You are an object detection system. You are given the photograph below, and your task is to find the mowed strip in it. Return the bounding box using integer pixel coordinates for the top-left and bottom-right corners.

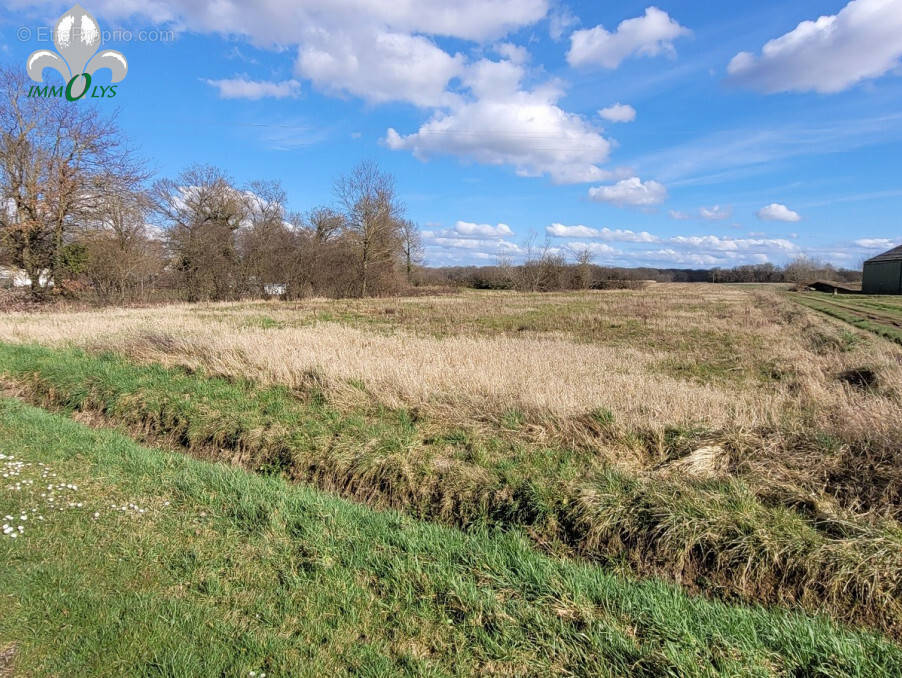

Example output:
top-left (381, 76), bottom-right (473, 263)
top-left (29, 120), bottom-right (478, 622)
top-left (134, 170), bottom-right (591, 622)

top-left (788, 293), bottom-right (902, 344)
top-left (1, 397), bottom-right (901, 677)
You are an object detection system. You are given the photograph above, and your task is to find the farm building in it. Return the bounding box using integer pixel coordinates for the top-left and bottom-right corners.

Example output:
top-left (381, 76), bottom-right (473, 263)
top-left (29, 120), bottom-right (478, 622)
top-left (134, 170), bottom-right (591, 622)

top-left (863, 245), bottom-right (902, 294)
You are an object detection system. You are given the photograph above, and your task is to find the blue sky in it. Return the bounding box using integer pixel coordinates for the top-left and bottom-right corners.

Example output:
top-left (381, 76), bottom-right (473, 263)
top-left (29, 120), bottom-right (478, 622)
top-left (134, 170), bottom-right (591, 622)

top-left (3, 0), bottom-right (902, 268)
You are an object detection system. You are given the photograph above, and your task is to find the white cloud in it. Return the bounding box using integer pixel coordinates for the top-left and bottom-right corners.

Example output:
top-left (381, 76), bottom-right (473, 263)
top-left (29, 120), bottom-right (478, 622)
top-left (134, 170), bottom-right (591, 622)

top-left (204, 77), bottom-right (301, 100)
top-left (645, 249), bottom-right (723, 266)
top-left (727, 0), bottom-right (902, 93)
top-left (546, 223), bottom-right (658, 242)
top-left (546, 223), bottom-right (598, 238)
top-left (453, 221), bottom-right (514, 237)
top-left (495, 41), bottom-right (530, 64)
top-left (669, 235), bottom-right (797, 252)
top-left (854, 238), bottom-right (899, 249)
top-left (421, 221), bottom-right (521, 263)
top-left (598, 103), bottom-right (636, 123)
top-left (27, 0), bottom-right (550, 43)
top-left (567, 7), bottom-right (690, 69)
top-left (426, 236), bottom-right (524, 254)
top-left (385, 58), bottom-right (614, 183)
top-left (297, 28), bottom-right (464, 107)
top-left (668, 209), bottom-right (690, 220)
top-left (756, 203), bottom-right (801, 222)
top-left (699, 205), bottom-right (732, 221)
top-left (549, 5), bottom-right (578, 41)
top-left (18, 0), bottom-right (548, 107)
top-left (21, 0), bottom-right (641, 186)
top-left (588, 176), bottom-right (667, 206)
top-left (644, 233), bottom-right (799, 266)
top-left (561, 241), bottom-right (619, 256)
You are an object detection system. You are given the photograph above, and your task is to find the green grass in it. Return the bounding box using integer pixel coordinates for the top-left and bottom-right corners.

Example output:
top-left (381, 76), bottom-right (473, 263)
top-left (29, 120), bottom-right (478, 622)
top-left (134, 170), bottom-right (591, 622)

top-left (789, 294), bottom-right (902, 345)
top-left (2, 342), bottom-right (902, 638)
top-left (1, 397), bottom-right (901, 677)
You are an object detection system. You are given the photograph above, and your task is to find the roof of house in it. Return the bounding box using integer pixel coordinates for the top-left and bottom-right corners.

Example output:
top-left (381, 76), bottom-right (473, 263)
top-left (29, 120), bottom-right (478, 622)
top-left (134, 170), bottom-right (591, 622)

top-left (865, 244), bottom-right (902, 264)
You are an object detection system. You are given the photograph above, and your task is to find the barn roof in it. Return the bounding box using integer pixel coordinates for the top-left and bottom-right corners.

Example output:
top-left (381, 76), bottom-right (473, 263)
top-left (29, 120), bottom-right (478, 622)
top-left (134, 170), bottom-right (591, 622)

top-left (865, 244), bottom-right (902, 264)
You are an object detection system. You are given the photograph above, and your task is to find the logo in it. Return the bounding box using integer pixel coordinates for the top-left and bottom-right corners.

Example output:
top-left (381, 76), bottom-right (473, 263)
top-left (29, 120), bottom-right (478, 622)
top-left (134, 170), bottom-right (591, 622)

top-left (26, 4), bottom-right (127, 101)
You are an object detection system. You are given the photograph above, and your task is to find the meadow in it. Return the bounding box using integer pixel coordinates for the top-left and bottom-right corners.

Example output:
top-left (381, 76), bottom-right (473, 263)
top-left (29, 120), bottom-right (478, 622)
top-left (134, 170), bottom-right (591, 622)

top-left (2, 284), bottom-right (902, 674)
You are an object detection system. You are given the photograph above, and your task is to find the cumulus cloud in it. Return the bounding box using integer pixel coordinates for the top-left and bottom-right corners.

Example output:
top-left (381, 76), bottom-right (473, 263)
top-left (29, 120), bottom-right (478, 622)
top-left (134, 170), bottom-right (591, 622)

top-left (546, 223), bottom-right (658, 242)
top-left (669, 235), bottom-right (797, 252)
top-left (727, 0), bottom-right (902, 93)
top-left (20, 0), bottom-right (643, 186)
top-left (561, 241), bottom-right (619, 256)
top-left (21, 0), bottom-right (550, 43)
top-left (645, 249), bottom-right (723, 266)
top-left (567, 7), bottom-right (690, 69)
top-left (16, 0), bottom-right (548, 107)
top-left (756, 203), bottom-right (801, 222)
top-left (548, 5), bottom-right (579, 41)
top-left (644, 233), bottom-right (799, 267)
top-left (699, 205), bottom-right (732, 221)
top-left (598, 103), bottom-right (636, 123)
top-left (427, 237), bottom-right (522, 252)
top-left (421, 220), bottom-right (522, 263)
top-left (204, 77), bottom-right (301, 100)
top-left (453, 220), bottom-right (514, 237)
top-left (385, 58), bottom-right (614, 183)
top-left (854, 238), bottom-right (899, 249)
top-left (668, 209), bottom-right (690, 220)
top-left (297, 28), bottom-right (464, 107)
top-left (588, 176), bottom-right (667, 206)
top-left (495, 41), bottom-right (530, 64)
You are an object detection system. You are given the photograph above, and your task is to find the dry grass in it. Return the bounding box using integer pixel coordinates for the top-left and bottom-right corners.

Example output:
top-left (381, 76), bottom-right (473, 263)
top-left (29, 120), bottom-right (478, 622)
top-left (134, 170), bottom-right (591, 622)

top-left (5, 284), bottom-right (902, 518)
top-left (0, 287), bottom-right (897, 428)
top-left (4, 285), bottom-right (902, 636)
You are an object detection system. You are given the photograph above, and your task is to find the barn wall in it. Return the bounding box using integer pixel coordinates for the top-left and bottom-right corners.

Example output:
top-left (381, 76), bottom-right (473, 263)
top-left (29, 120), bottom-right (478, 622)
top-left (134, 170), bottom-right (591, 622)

top-left (863, 260), bottom-right (902, 294)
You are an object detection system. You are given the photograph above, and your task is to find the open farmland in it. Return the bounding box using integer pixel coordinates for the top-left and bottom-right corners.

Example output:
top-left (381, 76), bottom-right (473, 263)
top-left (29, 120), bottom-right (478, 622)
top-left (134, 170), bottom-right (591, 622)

top-left (2, 284), bottom-right (902, 674)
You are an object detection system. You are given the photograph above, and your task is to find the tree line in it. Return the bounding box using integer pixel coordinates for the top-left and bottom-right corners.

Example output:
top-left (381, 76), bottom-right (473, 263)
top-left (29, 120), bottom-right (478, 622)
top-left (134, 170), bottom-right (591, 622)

top-left (422, 256), bottom-right (861, 292)
top-left (0, 66), bottom-right (861, 304)
top-left (0, 67), bottom-right (423, 302)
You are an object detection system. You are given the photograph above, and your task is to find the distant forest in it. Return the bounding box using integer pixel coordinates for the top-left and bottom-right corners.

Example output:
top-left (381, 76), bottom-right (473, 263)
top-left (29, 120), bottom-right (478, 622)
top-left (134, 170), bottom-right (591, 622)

top-left (418, 257), bottom-right (861, 292)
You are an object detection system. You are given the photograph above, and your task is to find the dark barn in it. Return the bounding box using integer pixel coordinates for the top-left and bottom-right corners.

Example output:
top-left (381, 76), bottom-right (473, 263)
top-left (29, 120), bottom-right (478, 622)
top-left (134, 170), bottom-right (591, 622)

top-left (863, 245), bottom-right (902, 294)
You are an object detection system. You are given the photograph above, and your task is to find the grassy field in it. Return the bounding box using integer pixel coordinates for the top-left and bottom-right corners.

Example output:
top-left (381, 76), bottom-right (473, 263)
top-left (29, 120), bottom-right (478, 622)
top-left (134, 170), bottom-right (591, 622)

top-left (788, 292), bottom-right (902, 345)
top-left (2, 284), bottom-right (902, 672)
top-left (2, 398), bottom-right (902, 677)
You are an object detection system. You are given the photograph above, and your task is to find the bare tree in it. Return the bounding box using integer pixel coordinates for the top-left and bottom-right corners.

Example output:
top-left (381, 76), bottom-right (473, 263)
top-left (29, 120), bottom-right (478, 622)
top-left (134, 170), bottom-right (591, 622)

top-left (574, 247), bottom-right (594, 290)
top-left (0, 67), bottom-right (146, 298)
top-left (399, 219), bottom-right (423, 285)
top-left (79, 188), bottom-right (163, 301)
top-left (334, 160), bottom-right (405, 296)
top-left (307, 206), bottom-right (345, 244)
top-left (152, 165), bottom-right (248, 301)
top-left (517, 237), bottom-right (566, 292)
top-left (238, 180), bottom-right (293, 298)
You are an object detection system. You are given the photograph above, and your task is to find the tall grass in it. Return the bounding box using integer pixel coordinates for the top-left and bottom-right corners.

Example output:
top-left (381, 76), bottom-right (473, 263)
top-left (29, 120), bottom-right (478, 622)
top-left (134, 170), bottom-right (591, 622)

top-left (2, 397), bottom-right (902, 676)
top-left (3, 342), bottom-right (902, 637)
top-left (3, 286), bottom-right (902, 634)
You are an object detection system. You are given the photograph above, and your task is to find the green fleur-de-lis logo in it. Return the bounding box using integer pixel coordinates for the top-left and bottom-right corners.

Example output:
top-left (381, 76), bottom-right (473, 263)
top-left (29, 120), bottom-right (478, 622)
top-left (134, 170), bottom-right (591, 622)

top-left (26, 4), bottom-right (127, 94)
